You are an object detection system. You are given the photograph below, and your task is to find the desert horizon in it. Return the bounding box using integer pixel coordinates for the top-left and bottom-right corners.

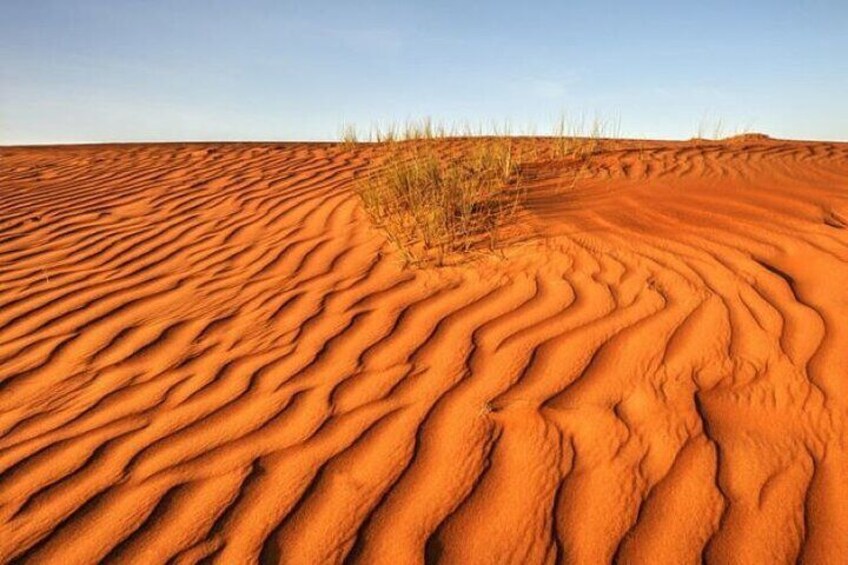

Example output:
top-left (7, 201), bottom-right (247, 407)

top-left (3, 0), bottom-right (848, 563)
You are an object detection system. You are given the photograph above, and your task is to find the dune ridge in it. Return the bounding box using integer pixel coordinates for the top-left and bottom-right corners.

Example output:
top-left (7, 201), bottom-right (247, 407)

top-left (1, 138), bottom-right (848, 563)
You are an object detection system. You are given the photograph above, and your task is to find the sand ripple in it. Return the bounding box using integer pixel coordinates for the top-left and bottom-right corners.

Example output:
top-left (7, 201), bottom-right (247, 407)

top-left (2, 139), bottom-right (848, 563)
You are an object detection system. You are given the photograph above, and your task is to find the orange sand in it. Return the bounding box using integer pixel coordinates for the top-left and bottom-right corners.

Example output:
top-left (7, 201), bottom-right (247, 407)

top-left (1, 138), bottom-right (848, 563)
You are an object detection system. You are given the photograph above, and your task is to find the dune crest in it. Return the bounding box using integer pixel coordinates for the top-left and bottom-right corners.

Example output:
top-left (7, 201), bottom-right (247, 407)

top-left (1, 139), bottom-right (848, 563)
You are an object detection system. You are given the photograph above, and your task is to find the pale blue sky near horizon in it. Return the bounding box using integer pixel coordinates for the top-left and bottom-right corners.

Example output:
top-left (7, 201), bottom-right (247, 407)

top-left (1, 0), bottom-right (847, 144)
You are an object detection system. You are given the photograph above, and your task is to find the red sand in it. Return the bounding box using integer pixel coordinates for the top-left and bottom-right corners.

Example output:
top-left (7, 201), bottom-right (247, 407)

top-left (1, 138), bottom-right (848, 563)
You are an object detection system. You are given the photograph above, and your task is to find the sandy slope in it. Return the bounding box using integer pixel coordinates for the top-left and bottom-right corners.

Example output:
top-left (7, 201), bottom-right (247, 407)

top-left (1, 138), bottom-right (847, 564)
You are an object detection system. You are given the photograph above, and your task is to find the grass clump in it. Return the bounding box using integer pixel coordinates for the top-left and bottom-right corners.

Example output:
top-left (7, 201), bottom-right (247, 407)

top-left (339, 123), bottom-right (359, 148)
top-left (354, 115), bottom-right (621, 266)
top-left (551, 114), bottom-right (619, 160)
top-left (357, 129), bottom-right (524, 266)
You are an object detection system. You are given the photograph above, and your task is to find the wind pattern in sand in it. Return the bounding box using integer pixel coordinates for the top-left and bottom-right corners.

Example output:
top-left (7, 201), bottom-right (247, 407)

top-left (2, 139), bottom-right (848, 563)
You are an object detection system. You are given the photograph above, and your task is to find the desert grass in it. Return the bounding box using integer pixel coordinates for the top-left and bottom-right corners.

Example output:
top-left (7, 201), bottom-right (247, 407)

top-left (551, 114), bottom-right (619, 160)
top-left (691, 117), bottom-right (766, 145)
top-left (695, 117), bottom-right (725, 141)
top-left (357, 124), bottom-right (525, 266)
top-left (339, 123), bottom-right (359, 147)
top-left (546, 114), bottom-right (619, 191)
top-left (352, 117), bottom-right (615, 266)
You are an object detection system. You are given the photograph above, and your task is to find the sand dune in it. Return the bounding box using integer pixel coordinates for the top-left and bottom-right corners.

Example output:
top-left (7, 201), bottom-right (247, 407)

top-left (1, 138), bottom-right (848, 563)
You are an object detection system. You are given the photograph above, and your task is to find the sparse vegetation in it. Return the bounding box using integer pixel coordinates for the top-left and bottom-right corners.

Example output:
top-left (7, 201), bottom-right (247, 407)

top-left (357, 128), bottom-right (523, 266)
top-left (551, 114), bottom-right (614, 160)
top-left (692, 117), bottom-right (766, 143)
top-left (350, 117), bottom-right (615, 266)
top-left (694, 116), bottom-right (738, 141)
top-left (340, 123), bottom-right (359, 147)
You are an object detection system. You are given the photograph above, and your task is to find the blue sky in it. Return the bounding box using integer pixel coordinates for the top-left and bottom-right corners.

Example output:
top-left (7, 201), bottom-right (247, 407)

top-left (2, 0), bottom-right (846, 144)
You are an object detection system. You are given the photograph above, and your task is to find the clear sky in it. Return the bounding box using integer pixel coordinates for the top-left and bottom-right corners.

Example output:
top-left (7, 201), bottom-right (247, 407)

top-left (2, 0), bottom-right (847, 144)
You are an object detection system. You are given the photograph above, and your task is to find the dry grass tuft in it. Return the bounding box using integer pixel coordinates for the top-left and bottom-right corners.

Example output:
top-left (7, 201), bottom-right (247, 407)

top-left (354, 116), bottom-right (618, 266)
top-left (340, 123), bottom-right (359, 148)
top-left (551, 114), bottom-right (618, 160)
top-left (357, 125), bottom-right (524, 266)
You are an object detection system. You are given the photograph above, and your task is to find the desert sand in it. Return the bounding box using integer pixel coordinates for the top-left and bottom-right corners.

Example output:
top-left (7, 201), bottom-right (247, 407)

top-left (1, 137), bottom-right (848, 563)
